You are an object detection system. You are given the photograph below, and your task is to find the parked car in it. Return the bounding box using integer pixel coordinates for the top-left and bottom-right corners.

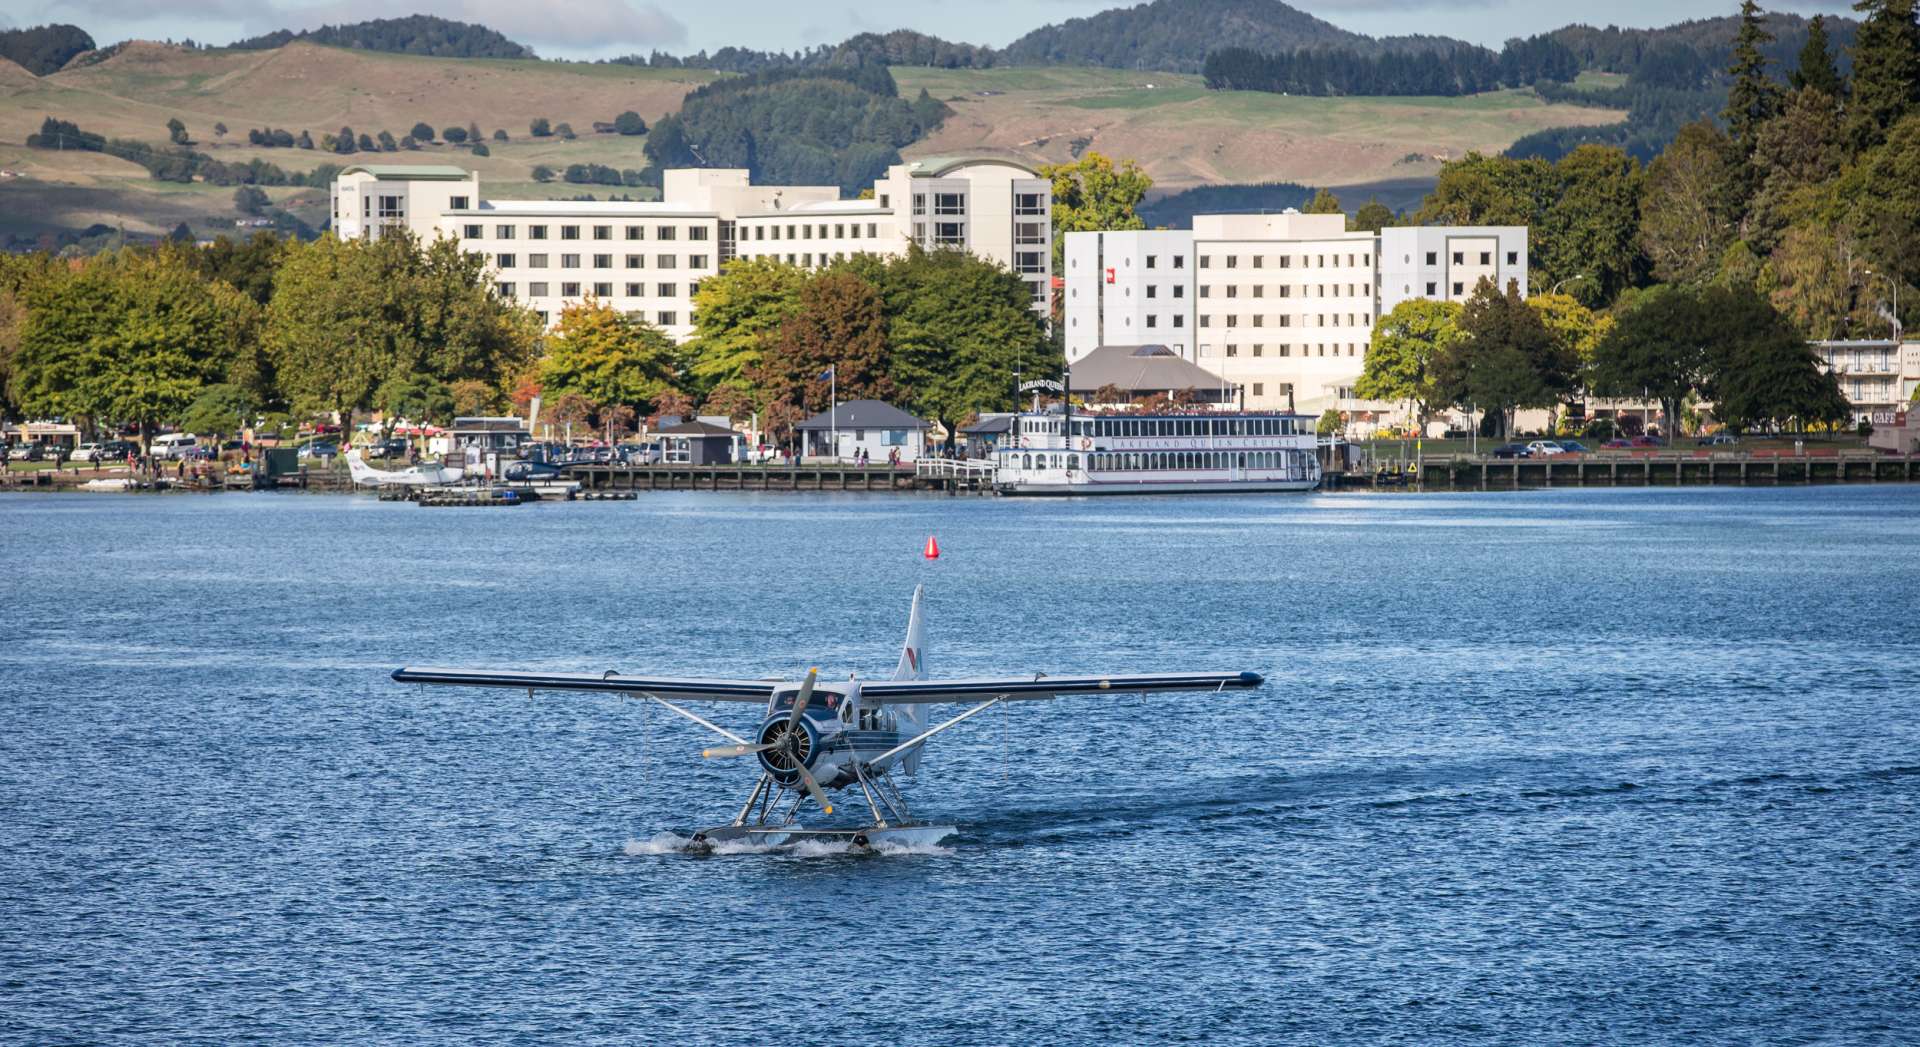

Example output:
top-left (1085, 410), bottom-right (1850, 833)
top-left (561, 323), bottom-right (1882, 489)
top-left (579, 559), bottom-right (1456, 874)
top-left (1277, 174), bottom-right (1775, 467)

top-left (1630, 435), bottom-right (1666, 447)
top-left (1490, 443), bottom-right (1532, 459)
top-left (8, 443), bottom-right (47, 462)
top-left (1695, 433), bottom-right (1737, 446)
top-left (152, 433), bottom-right (200, 459)
top-left (70, 442), bottom-right (104, 461)
top-left (1601, 438), bottom-right (1635, 449)
top-left (1556, 440), bottom-right (1593, 454)
top-left (1525, 440), bottom-right (1568, 457)
top-left (370, 437), bottom-right (409, 459)
top-left (99, 440), bottom-right (138, 460)
top-left (617, 444), bottom-right (661, 465)
top-left (298, 440), bottom-right (340, 459)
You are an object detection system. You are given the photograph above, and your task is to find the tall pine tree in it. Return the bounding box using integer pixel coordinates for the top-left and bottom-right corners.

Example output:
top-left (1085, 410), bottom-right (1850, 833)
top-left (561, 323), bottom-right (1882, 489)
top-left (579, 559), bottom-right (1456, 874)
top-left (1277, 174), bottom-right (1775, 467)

top-left (1791, 14), bottom-right (1845, 98)
top-left (1847, 0), bottom-right (1920, 150)
top-left (1722, 0), bottom-right (1782, 215)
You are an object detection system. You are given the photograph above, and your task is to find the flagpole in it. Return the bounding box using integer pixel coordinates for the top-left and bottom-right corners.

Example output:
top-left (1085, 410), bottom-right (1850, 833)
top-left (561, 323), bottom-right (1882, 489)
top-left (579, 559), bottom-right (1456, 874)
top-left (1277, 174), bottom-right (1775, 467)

top-left (831, 367), bottom-right (838, 464)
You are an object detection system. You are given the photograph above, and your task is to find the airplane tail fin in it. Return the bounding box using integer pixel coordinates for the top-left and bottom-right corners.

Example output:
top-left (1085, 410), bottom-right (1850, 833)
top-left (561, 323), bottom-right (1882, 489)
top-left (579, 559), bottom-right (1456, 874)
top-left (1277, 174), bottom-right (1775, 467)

top-left (891, 584), bottom-right (929, 775)
top-left (345, 450), bottom-right (378, 486)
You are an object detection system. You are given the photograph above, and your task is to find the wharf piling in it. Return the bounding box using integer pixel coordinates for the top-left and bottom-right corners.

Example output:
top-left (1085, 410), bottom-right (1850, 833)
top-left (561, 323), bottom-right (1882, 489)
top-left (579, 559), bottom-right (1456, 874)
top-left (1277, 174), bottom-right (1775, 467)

top-left (1421, 451), bottom-right (1920, 490)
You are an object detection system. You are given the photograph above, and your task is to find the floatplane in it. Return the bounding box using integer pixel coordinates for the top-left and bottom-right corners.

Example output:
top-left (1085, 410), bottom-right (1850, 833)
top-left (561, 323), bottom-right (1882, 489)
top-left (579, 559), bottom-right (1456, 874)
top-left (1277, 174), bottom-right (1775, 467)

top-left (346, 450), bottom-right (465, 488)
top-left (393, 586), bottom-right (1264, 852)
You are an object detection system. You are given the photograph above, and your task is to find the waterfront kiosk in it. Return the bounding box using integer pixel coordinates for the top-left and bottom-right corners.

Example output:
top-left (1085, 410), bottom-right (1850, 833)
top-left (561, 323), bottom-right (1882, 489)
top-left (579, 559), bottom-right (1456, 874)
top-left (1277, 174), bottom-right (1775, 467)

top-left (796, 401), bottom-right (929, 464)
top-left (656, 420), bottom-right (738, 465)
top-left (449, 416), bottom-right (530, 477)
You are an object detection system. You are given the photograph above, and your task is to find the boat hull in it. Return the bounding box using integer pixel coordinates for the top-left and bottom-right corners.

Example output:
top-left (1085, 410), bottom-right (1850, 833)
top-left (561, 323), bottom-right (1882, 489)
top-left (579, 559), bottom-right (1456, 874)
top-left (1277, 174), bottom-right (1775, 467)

top-left (998, 478), bottom-right (1321, 496)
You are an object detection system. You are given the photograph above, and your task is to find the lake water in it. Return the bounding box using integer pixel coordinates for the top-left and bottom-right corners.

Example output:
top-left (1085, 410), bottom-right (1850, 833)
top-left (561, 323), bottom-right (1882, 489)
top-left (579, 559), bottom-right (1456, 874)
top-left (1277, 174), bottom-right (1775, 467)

top-left (2, 487), bottom-right (1916, 1044)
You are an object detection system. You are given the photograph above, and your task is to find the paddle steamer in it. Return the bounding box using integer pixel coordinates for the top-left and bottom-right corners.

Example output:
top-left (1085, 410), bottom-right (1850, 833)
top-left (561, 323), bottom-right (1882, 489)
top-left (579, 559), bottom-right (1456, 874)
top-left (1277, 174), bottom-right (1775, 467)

top-left (992, 407), bottom-right (1322, 495)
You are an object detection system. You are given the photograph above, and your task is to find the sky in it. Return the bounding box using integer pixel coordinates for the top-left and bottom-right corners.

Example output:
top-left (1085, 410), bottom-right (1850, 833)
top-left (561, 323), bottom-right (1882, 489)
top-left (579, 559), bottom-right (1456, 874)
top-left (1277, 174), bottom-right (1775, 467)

top-left (8, 0), bottom-right (1867, 60)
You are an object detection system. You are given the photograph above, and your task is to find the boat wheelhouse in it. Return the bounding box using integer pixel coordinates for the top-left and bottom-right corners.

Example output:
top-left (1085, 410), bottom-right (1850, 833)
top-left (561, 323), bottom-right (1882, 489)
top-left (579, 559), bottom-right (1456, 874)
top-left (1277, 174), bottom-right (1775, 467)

top-left (992, 407), bottom-right (1321, 495)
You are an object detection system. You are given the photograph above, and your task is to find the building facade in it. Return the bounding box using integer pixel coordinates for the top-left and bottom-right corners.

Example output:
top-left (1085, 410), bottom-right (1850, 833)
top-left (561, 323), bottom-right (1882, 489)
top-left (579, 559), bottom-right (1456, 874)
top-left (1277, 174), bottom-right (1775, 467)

top-left (332, 159), bottom-right (1051, 341)
top-left (1063, 215), bottom-right (1527, 414)
top-left (1811, 339), bottom-right (1917, 425)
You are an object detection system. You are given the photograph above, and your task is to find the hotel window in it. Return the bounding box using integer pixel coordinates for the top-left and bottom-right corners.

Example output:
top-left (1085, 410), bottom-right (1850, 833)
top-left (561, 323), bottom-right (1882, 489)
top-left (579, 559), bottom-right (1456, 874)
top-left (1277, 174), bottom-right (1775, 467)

top-left (1252, 316), bottom-right (1264, 327)
top-left (689, 281), bottom-right (700, 297)
top-left (1146, 285), bottom-right (1158, 299)
top-left (657, 282), bottom-right (678, 297)
top-left (1278, 316), bottom-right (1291, 327)
top-left (561, 254), bottom-right (580, 268)
top-left (801, 225), bottom-right (812, 240)
top-left (1425, 251), bottom-right (1437, 265)
top-left (529, 253), bottom-right (549, 267)
top-left (1226, 345), bottom-right (1238, 356)
top-left (1279, 345), bottom-right (1291, 357)
top-left (1226, 286), bottom-right (1238, 298)
top-left (834, 224), bottom-right (845, 239)
top-left (593, 225), bottom-right (612, 240)
top-left (1173, 316), bottom-right (1184, 328)
top-left (1253, 383), bottom-right (1264, 396)
top-left (1015, 192), bottom-right (1045, 216)
top-left (1145, 255), bottom-right (1158, 269)
top-left (497, 282), bottom-right (515, 296)
top-left (802, 253), bottom-right (814, 267)
top-left (1199, 256), bottom-right (1211, 269)
top-left (657, 255), bottom-right (677, 269)
top-left (560, 282), bottom-right (580, 296)
top-left (689, 227), bottom-right (708, 241)
top-left (529, 225), bottom-right (548, 239)
top-left (626, 254), bottom-right (644, 268)
top-left (912, 194), bottom-right (927, 216)
top-left (1278, 285), bottom-right (1290, 298)
top-left (1173, 286), bottom-right (1185, 299)
top-left (1252, 345), bottom-right (1263, 356)
top-left (754, 227), bottom-right (766, 241)
top-left (1252, 286), bottom-right (1265, 298)
top-left (1507, 251), bottom-right (1519, 265)
top-left (625, 282), bottom-right (642, 296)
top-left (1426, 282), bottom-right (1438, 296)
top-left (376, 195), bottom-right (404, 218)
top-left (1278, 256), bottom-right (1291, 268)
top-left (593, 282), bottom-right (612, 296)
top-left (561, 226), bottom-right (580, 240)
top-left (626, 225), bottom-right (644, 241)
top-left (593, 254), bottom-right (612, 268)
top-left (657, 311), bottom-right (677, 325)
top-left (1199, 316), bottom-right (1211, 328)
top-left (529, 282), bottom-right (549, 296)
top-left (657, 226), bottom-right (677, 241)
top-left (1016, 251), bottom-right (1045, 274)
top-left (1252, 255), bottom-right (1264, 268)
top-left (450, 196), bottom-right (469, 210)
top-left (1452, 282), bottom-right (1464, 295)
top-left (934, 193), bottom-right (966, 215)
top-left (496, 253), bottom-right (517, 268)
top-left (935, 222), bottom-right (964, 246)
top-left (462, 224), bottom-right (482, 238)
top-left (867, 223), bottom-right (879, 238)
top-left (1480, 251), bottom-right (1492, 265)
top-left (1226, 255), bottom-right (1238, 269)
top-left (689, 254), bottom-right (709, 269)
top-left (1225, 316), bottom-right (1239, 328)
top-left (1199, 286), bottom-right (1211, 299)
top-left (496, 224), bottom-right (516, 239)
top-left (1452, 251), bottom-right (1463, 264)
top-left (1146, 315), bottom-right (1158, 328)
top-left (1173, 256), bottom-right (1186, 269)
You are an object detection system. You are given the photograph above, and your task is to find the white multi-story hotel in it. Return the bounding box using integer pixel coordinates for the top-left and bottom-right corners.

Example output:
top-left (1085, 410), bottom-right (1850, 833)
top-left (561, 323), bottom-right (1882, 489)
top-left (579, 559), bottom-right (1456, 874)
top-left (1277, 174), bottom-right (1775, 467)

top-left (332, 158), bottom-right (1051, 342)
top-left (1064, 214), bottom-right (1528, 413)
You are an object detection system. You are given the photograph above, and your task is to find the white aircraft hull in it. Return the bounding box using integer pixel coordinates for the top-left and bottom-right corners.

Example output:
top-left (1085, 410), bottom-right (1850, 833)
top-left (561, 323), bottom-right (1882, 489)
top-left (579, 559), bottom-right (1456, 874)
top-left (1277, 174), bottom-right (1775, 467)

top-left (687, 823), bottom-right (955, 852)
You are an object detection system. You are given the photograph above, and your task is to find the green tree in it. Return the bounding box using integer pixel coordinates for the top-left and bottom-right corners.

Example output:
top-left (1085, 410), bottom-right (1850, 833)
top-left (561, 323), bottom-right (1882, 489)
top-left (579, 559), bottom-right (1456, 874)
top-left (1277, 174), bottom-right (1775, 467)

top-left (1354, 298), bottom-right (1461, 434)
top-left (1845, 0), bottom-right (1920, 151)
top-left (884, 248), bottom-right (1054, 435)
top-left (410, 121), bottom-right (435, 142)
top-left (442, 125), bottom-right (468, 145)
top-left (1702, 285), bottom-right (1850, 431)
top-left (1350, 199), bottom-right (1394, 233)
top-left (265, 236), bottom-right (390, 433)
top-left (1791, 14), bottom-right (1845, 98)
top-left (1315, 408), bottom-right (1342, 437)
top-left (1305, 188), bottom-right (1343, 214)
top-left (334, 126), bottom-right (357, 154)
top-left (466, 121), bottom-right (482, 144)
top-left (1590, 285), bottom-right (1711, 440)
top-left (377, 130), bottom-right (397, 151)
top-left (1434, 278), bottom-right (1572, 438)
top-left (614, 110), bottom-right (648, 135)
top-left (16, 250), bottom-right (255, 449)
top-left (179, 382), bottom-right (254, 438)
top-left (1540, 145), bottom-right (1642, 306)
top-left (555, 122), bottom-right (576, 140)
top-left (166, 116), bottom-right (189, 145)
top-left (1037, 152), bottom-right (1152, 268)
top-left (530, 117), bottom-right (552, 138)
top-left (374, 374), bottom-right (455, 429)
top-left (538, 298), bottom-right (681, 416)
top-left (1833, 112), bottom-right (1920, 303)
top-left (1722, 0), bottom-right (1781, 210)
top-left (1768, 225), bottom-right (1865, 340)
top-left (687, 257), bottom-right (807, 393)
top-left (531, 164), bottom-right (555, 182)
top-left (1414, 152), bottom-right (1558, 274)
top-left (1639, 121), bottom-right (1737, 285)
top-left (213, 121), bottom-right (228, 140)
top-left (1749, 86), bottom-right (1846, 251)
top-left (233, 185), bottom-right (270, 216)
top-left (1527, 292), bottom-right (1612, 377)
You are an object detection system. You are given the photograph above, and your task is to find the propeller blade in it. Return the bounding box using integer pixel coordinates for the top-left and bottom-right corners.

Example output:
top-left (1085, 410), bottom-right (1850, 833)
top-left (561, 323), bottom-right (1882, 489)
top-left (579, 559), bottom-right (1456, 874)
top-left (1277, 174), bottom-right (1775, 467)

top-left (787, 667), bottom-right (818, 729)
top-left (792, 758), bottom-right (833, 816)
top-left (701, 742), bottom-right (773, 759)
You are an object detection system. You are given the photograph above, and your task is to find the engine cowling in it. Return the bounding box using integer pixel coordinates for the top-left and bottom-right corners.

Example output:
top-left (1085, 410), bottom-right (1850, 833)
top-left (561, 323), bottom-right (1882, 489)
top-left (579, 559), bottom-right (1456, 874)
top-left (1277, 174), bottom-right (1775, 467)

top-left (755, 713), bottom-right (820, 784)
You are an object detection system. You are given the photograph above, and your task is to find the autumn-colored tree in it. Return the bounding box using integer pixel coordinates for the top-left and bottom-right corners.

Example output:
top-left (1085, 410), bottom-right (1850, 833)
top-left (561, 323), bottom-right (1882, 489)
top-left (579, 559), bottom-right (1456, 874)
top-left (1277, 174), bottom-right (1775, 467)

top-left (538, 297), bottom-right (682, 422)
top-left (750, 271), bottom-right (893, 435)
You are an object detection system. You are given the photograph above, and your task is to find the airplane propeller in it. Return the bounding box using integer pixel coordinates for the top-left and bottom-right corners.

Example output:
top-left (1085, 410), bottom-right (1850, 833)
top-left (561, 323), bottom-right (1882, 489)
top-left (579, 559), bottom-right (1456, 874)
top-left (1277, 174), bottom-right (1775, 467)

top-left (699, 667), bottom-right (833, 815)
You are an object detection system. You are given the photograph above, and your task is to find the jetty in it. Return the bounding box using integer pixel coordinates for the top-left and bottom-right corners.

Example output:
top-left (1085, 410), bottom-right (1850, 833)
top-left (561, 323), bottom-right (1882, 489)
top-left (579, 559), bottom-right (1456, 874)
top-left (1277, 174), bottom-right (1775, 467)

top-left (563, 462), bottom-right (992, 494)
top-left (1413, 450), bottom-right (1920, 490)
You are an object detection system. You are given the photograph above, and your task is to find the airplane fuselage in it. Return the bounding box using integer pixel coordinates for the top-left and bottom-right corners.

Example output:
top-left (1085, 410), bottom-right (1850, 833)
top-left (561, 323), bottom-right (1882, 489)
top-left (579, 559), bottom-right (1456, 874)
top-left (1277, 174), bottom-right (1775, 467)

top-left (758, 685), bottom-right (905, 790)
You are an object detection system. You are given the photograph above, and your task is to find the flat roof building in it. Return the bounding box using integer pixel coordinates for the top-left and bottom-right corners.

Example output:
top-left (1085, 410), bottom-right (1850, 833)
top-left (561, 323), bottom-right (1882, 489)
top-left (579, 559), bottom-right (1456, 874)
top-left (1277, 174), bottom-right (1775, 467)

top-left (333, 159), bottom-right (1051, 342)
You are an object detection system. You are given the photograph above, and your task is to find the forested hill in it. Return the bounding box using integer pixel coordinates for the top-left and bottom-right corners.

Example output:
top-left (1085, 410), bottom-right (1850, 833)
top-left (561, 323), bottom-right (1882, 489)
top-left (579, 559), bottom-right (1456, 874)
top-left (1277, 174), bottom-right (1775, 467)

top-left (229, 15), bottom-right (534, 59)
top-left (1551, 12), bottom-right (1857, 74)
top-left (0, 24), bottom-right (95, 75)
top-left (999, 0), bottom-right (1370, 72)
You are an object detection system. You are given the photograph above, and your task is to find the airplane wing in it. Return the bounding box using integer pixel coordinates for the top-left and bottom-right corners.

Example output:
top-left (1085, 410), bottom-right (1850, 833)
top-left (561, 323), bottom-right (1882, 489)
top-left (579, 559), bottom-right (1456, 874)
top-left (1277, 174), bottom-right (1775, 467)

top-left (390, 667), bottom-right (774, 702)
top-left (860, 671), bottom-right (1264, 704)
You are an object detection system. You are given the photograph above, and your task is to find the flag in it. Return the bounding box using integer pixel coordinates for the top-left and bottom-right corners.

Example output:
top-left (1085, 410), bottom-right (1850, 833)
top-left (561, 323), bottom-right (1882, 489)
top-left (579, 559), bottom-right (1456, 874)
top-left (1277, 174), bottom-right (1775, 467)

top-left (817, 366), bottom-right (835, 381)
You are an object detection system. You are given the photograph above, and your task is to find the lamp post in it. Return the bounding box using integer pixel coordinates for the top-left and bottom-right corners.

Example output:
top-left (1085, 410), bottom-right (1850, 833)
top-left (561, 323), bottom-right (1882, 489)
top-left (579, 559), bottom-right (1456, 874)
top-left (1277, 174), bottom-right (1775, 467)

top-left (1549, 273), bottom-right (1592, 296)
top-left (1864, 268), bottom-right (1903, 344)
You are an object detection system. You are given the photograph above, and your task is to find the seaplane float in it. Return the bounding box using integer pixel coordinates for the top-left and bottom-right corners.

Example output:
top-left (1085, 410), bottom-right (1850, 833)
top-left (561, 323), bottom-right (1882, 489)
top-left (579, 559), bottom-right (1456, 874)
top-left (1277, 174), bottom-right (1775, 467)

top-left (392, 586), bottom-right (1264, 852)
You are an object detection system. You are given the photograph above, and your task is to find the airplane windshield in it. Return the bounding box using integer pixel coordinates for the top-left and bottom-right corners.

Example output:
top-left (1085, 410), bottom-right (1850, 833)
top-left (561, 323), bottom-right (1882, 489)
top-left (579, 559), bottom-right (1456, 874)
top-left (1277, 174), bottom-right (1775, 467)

top-left (772, 691), bottom-right (841, 718)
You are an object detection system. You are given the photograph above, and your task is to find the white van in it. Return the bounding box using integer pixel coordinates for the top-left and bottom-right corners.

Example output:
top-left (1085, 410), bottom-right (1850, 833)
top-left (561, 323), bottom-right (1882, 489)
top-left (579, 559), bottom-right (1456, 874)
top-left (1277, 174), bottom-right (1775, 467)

top-left (152, 433), bottom-right (199, 459)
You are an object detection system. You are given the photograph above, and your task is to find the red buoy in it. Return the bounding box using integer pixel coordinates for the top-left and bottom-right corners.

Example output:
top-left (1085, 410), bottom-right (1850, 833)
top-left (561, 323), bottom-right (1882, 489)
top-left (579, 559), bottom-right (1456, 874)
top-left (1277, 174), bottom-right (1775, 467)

top-left (924, 535), bottom-right (940, 559)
